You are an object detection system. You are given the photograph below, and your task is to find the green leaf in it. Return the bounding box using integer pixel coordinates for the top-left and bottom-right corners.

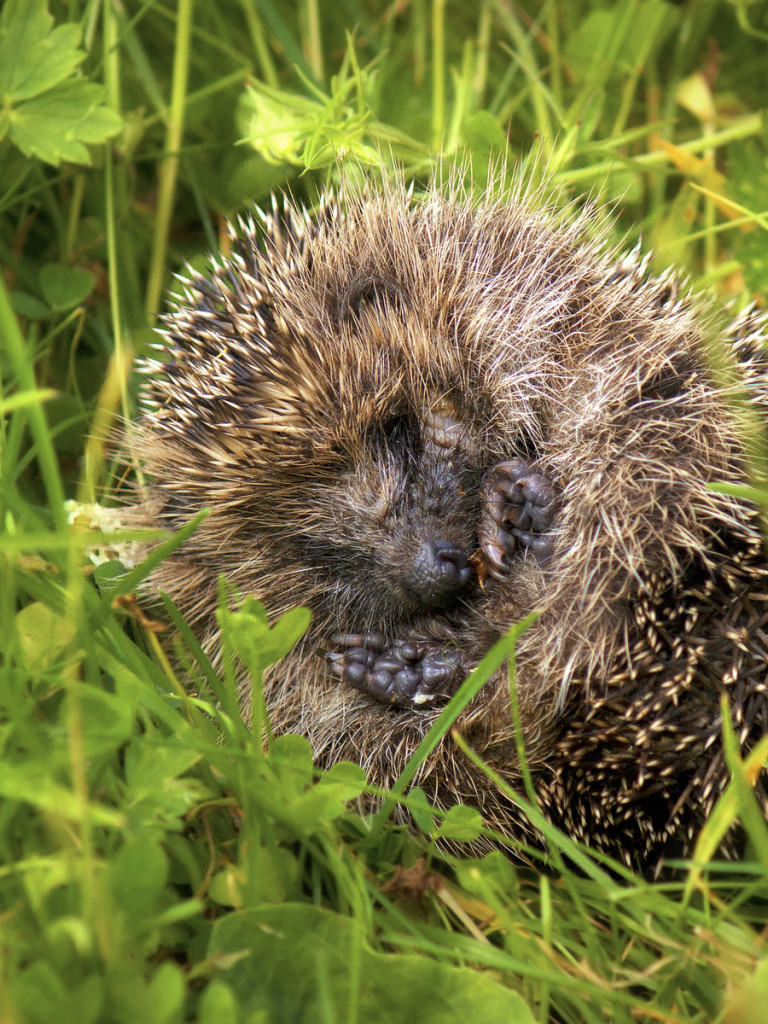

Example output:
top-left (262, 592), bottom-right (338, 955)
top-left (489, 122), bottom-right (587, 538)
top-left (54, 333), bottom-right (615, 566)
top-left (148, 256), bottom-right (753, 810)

top-left (0, 762), bottom-right (124, 827)
top-left (564, 10), bottom-right (619, 80)
top-left (9, 80), bottom-right (123, 166)
top-left (12, 964), bottom-right (103, 1024)
top-left (124, 742), bottom-right (202, 797)
top-left (0, 0), bottom-right (83, 101)
top-left (407, 786), bottom-right (437, 835)
top-left (209, 904), bottom-right (537, 1023)
top-left (319, 760), bottom-right (367, 801)
top-left (145, 962), bottom-right (185, 1024)
top-left (564, 2), bottom-right (677, 81)
top-left (78, 687), bottom-right (137, 761)
top-left (197, 982), bottom-right (240, 1024)
top-left (109, 838), bottom-right (169, 917)
top-left (728, 141), bottom-right (768, 211)
top-left (270, 733), bottom-right (314, 789)
top-left (92, 559), bottom-right (128, 592)
top-left (16, 600), bottom-right (78, 672)
top-left (110, 963), bottom-right (187, 1024)
top-left (455, 850), bottom-right (521, 899)
top-left (219, 599), bottom-right (311, 674)
top-left (434, 804), bottom-right (484, 843)
top-left (0, 387), bottom-right (57, 415)
top-left (9, 290), bottom-right (50, 320)
top-left (39, 262), bottom-right (95, 310)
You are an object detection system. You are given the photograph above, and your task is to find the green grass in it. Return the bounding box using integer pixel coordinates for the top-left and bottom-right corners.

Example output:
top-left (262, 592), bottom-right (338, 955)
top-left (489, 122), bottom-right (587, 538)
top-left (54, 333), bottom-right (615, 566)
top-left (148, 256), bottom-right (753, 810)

top-left (2, 1), bottom-right (768, 1021)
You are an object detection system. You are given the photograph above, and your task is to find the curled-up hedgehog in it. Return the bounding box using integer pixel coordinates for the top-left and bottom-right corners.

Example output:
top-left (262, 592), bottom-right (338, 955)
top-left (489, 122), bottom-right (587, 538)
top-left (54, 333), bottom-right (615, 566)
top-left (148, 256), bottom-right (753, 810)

top-left (130, 174), bottom-right (768, 872)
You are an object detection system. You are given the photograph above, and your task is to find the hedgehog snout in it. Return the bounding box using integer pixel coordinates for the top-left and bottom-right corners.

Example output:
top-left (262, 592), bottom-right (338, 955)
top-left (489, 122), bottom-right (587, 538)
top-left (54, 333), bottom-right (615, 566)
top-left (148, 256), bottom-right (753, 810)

top-left (400, 538), bottom-right (473, 609)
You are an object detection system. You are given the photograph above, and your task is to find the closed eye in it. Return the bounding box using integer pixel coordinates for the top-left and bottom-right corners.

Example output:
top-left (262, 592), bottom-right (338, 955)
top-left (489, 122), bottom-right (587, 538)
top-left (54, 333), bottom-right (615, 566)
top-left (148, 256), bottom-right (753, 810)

top-left (381, 413), bottom-right (417, 449)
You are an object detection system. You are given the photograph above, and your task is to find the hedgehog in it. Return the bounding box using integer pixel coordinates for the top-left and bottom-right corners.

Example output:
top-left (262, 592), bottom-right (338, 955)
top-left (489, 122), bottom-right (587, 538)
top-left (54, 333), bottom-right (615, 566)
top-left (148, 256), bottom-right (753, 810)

top-left (129, 174), bottom-right (768, 873)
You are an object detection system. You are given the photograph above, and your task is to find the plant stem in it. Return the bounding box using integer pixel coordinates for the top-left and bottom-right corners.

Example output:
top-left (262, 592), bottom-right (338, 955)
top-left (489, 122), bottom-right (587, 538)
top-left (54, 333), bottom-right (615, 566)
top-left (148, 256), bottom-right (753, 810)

top-left (556, 113), bottom-right (763, 184)
top-left (431, 0), bottom-right (445, 149)
top-left (145, 0), bottom-right (194, 321)
top-left (0, 278), bottom-right (66, 529)
top-left (240, 0), bottom-right (279, 87)
top-left (303, 0), bottom-right (323, 83)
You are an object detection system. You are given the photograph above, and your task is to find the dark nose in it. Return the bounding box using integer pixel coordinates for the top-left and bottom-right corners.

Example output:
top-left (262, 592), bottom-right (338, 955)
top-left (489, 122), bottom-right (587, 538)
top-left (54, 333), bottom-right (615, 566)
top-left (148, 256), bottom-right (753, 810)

top-left (401, 539), bottom-right (472, 608)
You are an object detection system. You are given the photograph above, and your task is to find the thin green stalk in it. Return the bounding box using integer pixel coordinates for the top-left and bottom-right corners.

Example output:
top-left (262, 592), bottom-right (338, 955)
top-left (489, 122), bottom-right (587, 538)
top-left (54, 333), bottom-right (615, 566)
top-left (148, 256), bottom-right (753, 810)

top-left (63, 173), bottom-right (85, 263)
top-left (240, 0), bottom-right (279, 87)
top-left (445, 41), bottom-right (474, 153)
top-left (431, 0), bottom-right (445, 149)
top-left (0, 278), bottom-right (66, 531)
top-left (369, 615), bottom-right (537, 837)
top-left (412, 0), bottom-right (426, 85)
top-left (102, 0), bottom-right (121, 111)
top-left (702, 127), bottom-right (717, 276)
top-left (303, 0), bottom-right (323, 83)
top-left (546, 2), bottom-right (562, 106)
top-left (145, 0), bottom-right (194, 321)
top-left (102, 0), bottom-right (130, 430)
top-left (490, 1), bottom-right (553, 151)
top-left (537, 874), bottom-right (552, 1024)
top-left (473, 5), bottom-right (491, 110)
top-left (568, 0), bottom-right (639, 118)
top-left (555, 113), bottom-right (763, 184)
top-left (611, 12), bottom-right (658, 137)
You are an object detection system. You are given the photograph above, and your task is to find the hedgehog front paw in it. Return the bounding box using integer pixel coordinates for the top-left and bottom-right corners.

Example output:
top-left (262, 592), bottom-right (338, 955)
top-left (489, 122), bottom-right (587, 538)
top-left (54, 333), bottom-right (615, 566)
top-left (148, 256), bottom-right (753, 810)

top-left (326, 632), bottom-right (466, 708)
top-left (479, 458), bottom-right (558, 578)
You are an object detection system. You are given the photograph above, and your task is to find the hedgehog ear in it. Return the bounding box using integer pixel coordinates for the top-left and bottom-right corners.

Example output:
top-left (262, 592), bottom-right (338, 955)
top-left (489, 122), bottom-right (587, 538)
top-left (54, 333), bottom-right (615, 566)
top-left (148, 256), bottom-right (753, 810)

top-left (340, 274), bottom-right (409, 321)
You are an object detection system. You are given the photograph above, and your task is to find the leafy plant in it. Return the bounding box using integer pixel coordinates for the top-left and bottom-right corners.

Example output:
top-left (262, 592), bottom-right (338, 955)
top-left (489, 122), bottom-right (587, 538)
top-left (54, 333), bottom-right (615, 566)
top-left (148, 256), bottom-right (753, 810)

top-left (2, 1), bottom-right (768, 1022)
top-left (0, 0), bottom-right (122, 165)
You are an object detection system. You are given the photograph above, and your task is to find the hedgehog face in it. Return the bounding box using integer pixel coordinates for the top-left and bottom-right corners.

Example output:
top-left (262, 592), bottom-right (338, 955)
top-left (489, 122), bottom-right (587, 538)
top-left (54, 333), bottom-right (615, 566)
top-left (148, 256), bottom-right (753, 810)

top-left (293, 402), bottom-right (485, 631)
top-left (138, 190), bottom-right (554, 645)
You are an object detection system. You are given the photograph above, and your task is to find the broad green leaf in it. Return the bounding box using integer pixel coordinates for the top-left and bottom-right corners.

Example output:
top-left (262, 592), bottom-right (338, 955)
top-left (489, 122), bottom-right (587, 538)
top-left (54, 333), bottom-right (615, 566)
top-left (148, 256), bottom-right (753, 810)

top-left (0, 0), bottom-right (83, 100)
top-left (434, 804), bottom-right (484, 843)
top-left (9, 290), bottom-right (50, 320)
top-left (78, 687), bottom-right (138, 761)
top-left (109, 838), bottom-right (168, 917)
top-left (124, 742), bottom-right (202, 796)
top-left (459, 111), bottom-right (507, 152)
top-left (455, 850), bottom-right (520, 897)
top-left (408, 786), bottom-right (437, 835)
top-left (728, 141), bottom-right (768, 211)
top-left (270, 733), bottom-right (314, 789)
top-left (319, 760), bottom-right (367, 799)
top-left (209, 903), bottom-right (537, 1023)
top-left (220, 599), bottom-right (311, 673)
top-left (197, 982), bottom-right (239, 1024)
top-left (210, 846), bottom-right (300, 907)
top-left (16, 600), bottom-right (78, 673)
top-left (39, 262), bottom-right (95, 310)
top-left (9, 80), bottom-right (123, 166)
top-left (144, 963), bottom-right (186, 1024)
top-left (11, 963), bottom-right (103, 1024)
top-left (564, 10), bottom-right (621, 80)
top-left (564, 1), bottom-right (677, 81)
